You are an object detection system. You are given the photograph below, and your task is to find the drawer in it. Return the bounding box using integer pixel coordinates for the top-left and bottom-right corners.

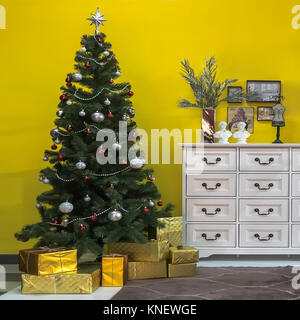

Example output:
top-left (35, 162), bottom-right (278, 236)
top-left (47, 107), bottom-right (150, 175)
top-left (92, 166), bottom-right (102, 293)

top-left (292, 199), bottom-right (300, 221)
top-left (239, 199), bottom-right (289, 222)
top-left (186, 147), bottom-right (236, 171)
top-left (239, 224), bottom-right (288, 248)
top-left (239, 174), bottom-right (289, 197)
top-left (292, 174), bottom-right (300, 197)
top-left (187, 198), bottom-right (236, 222)
top-left (187, 174), bottom-right (236, 197)
top-left (240, 148), bottom-right (289, 171)
top-left (292, 149), bottom-right (300, 171)
top-left (187, 224), bottom-right (235, 247)
top-left (292, 225), bottom-right (300, 247)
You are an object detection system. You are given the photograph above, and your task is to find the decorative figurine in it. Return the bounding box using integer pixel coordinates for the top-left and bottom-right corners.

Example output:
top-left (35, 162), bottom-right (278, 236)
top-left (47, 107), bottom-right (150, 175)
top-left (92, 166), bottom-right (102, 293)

top-left (214, 121), bottom-right (232, 144)
top-left (233, 122), bottom-right (250, 144)
top-left (272, 103), bottom-right (285, 144)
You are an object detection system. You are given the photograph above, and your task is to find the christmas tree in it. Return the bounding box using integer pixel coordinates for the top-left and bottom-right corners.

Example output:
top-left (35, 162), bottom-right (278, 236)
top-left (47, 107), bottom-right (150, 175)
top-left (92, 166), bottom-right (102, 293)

top-left (15, 8), bottom-right (173, 257)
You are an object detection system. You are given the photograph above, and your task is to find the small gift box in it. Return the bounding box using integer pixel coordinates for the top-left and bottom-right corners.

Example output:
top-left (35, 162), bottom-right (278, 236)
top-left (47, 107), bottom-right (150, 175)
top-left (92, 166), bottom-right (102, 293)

top-left (21, 263), bottom-right (101, 294)
top-left (128, 260), bottom-right (167, 280)
top-left (168, 263), bottom-right (197, 278)
top-left (19, 247), bottom-right (77, 276)
top-left (107, 240), bottom-right (170, 262)
top-left (169, 246), bottom-right (199, 264)
top-left (156, 217), bottom-right (183, 247)
top-left (102, 254), bottom-right (128, 287)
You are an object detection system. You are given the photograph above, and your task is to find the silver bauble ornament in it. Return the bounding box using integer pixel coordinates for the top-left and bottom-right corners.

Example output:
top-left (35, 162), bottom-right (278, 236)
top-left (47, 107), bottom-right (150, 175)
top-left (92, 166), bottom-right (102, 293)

top-left (130, 158), bottom-right (144, 169)
top-left (43, 156), bottom-right (48, 161)
top-left (149, 200), bottom-right (155, 207)
top-left (122, 113), bottom-right (130, 121)
top-left (43, 178), bottom-right (50, 184)
top-left (104, 98), bottom-right (111, 106)
top-left (35, 203), bottom-right (42, 209)
top-left (103, 50), bottom-right (110, 57)
top-left (76, 160), bottom-right (86, 170)
top-left (50, 128), bottom-right (59, 137)
top-left (79, 109), bottom-right (86, 117)
top-left (56, 109), bottom-right (64, 117)
top-left (54, 137), bottom-right (61, 144)
top-left (108, 210), bottom-right (122, 221)
top-left (91, 111), bottom-right (105, 122)
top-left (66, 100), bottom-right (72, 106)
top-left (112, 143), bottom-right (122, 151)
top-left (129, 108), bottom-right (135, 115)
top-left (81, 46), bottom-right (87, 52)
top-left (84, 194), bottom-right (91, 202)
top-left (72, 73), bottom-right (83, 82)
top-left (115, 70), bottom-right (121, 77)
top-left (58, 201), bottom-right (74, 214)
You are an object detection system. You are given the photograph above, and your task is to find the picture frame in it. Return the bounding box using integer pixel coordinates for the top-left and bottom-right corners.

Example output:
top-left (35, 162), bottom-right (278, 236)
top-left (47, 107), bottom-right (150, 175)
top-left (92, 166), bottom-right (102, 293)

top-left (227, 107), bottom-right (254, 133)
top-left (257, 106), bottom-right (274, 121)
top-left (246, 80), bottom-right (281, 103)
top-left (227, 86), bottom-right (243, 103)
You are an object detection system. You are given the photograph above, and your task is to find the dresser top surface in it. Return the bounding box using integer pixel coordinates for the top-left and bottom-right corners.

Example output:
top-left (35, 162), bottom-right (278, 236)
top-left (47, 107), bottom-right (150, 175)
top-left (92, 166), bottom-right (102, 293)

top-left (180, 143), bottom-right (300, 148)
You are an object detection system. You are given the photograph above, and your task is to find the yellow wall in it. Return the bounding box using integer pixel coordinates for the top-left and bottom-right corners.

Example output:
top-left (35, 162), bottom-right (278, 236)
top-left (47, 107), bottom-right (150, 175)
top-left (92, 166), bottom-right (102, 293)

top-left (1, 0), bottom-right (300, 253)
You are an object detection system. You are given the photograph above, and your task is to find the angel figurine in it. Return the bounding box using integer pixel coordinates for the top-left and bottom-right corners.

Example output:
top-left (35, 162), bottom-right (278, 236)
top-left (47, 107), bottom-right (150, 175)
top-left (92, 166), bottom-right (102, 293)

top-left (214, 121), bottom-right (232, 144)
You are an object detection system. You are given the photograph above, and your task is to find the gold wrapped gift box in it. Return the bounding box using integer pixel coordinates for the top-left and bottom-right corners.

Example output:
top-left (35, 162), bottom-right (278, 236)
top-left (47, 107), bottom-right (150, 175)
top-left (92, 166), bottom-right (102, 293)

top-left (168, 263), bottom-right (197, 278)
top-left (157, 217), bottom-right (182, 247)
top-left (107, 240), bottom-right (170, 262)
top-left (169, 246), bottom-right (199, 265)
top-left (21, 264), bottom-right (101, 294)
top-left (128, 260), bottom-right (167, 280)
top-left (102, 254), bottom-right (128, 287)
top-left (19, 247), bottom-right (77, 276)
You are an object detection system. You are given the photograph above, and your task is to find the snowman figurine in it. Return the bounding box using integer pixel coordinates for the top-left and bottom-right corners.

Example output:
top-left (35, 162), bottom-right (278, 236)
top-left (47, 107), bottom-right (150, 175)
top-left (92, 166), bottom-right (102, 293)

top-left (233, 121), bottom-right (250, 144)
top-left (214, 121), bottom-right (232, 144)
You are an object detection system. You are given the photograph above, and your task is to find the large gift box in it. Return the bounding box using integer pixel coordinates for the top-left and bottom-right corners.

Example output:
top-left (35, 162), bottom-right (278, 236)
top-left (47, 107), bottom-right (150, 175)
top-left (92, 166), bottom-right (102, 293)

top-left (102, 254), bottom-right (128, 287)
top-left (169, 246), bottom-right (199, 264)
top-left (168, 263), bottom-right (197, 278)
top-left (128, 260), bottom-right (167, 280)
top-left (21, 263), bottom-right (101, 294)
top-left (107, 240), bottom-right (170, 262)
top-left (156, 217), bottom-right (182, 247)
top-left (19, 247), bottom-right (77, 276)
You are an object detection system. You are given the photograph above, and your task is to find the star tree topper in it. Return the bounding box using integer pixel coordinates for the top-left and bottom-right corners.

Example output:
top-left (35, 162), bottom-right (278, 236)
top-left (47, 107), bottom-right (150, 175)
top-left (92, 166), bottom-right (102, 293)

top-left (87, 7), bottom-right (107, 34)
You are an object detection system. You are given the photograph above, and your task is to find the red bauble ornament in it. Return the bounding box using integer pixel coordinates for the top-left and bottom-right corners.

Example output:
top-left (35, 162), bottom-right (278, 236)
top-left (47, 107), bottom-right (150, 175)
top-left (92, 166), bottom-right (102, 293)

top-left (67, 125), bottom-right (72, 132)
top-left (86, 129), bottom-right (92, 135)
top-left (51, 144), bottom-right (58, 150)
top-left (128, 91), bottom-right (134, 96)
top-left (157, 200), bottom-right (163, 206)
top-left (110, 184), bottom-right (114, 189)
top-left (60, 94), bottom-right (67, 102)
top-left (84, 176), bottom-right (89, 180)
top-left (109, 79), bottom-right (114, 84)
top-left (143, 207), bottom-right (149, 213)
top-left (147, 175), bottom-right (154, 181)
top-left (90, 215), bottom-right (97, 222)
top-left (85, 62), bottom-right (91, 68)
top-left (53, 220), bottom-right (58, 225)
top-left (80, 224), bottom-right (86, 231)
top-left (58, 155), bottom-right (63, 160)
top-left (97, 38), bottom-right (103, 43)
top-left (108, 112), bottom-right (114, 119)
top-left (66, 77), bottom-right (72, 83)
top-left (66, 82), bottom-right (72, 87)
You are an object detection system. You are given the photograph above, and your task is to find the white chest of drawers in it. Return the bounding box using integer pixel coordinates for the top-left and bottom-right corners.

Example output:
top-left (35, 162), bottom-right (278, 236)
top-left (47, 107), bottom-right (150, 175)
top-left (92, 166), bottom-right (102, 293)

top-left (181, 143), bottom-right (300, 258)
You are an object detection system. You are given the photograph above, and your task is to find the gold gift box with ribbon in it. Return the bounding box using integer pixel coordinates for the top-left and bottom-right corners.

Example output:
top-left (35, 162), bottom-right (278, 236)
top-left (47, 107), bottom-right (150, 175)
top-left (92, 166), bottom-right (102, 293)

top-left (21, 263), bottom-right (101, 294)
top-left (169, 246), bottom-right (199, 265)
top-left (168, 263), bottom-right (197, 278)
top-left (19, 247), bottom-right (77, 276)
top-left (156, 217), bottom-right (182, 247)
top-left (128, 260), bottom-right (167, 280)
top-left (102, 254), bottom-right (128, 287)
top-left (107, 240), bottom-right (170, 262)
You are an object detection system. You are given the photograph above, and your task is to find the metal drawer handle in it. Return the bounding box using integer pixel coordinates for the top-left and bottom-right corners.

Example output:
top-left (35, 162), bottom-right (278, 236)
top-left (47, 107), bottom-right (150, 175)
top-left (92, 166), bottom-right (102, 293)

top-left (254, 233), bottom-right (274, 241)
top-left (202, 182), bottom-right (221, 190)
top-left (254, 208), bottom-right (274, 216)
top-left (202, 233), bottom-right (221, 241)
top-left (203, 157), bottom-right (221, 165)
top-left (254, 157), bottom-right (274, 165)
top-left (202, 208), bottom-right (221, 215)
top-left (254, 183), bottom-right (274, 191)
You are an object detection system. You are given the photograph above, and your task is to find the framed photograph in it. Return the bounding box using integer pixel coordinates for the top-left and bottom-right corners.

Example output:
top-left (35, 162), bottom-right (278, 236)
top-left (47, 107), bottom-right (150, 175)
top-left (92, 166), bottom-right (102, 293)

top-left (257, 106), bottom-right (274, 121)
top-left (227, 86), bottom-right (243, 103)
top-left (227, 107), bottom-right (254, 133)
top-left (246, 80), bottom-right (281, 103)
